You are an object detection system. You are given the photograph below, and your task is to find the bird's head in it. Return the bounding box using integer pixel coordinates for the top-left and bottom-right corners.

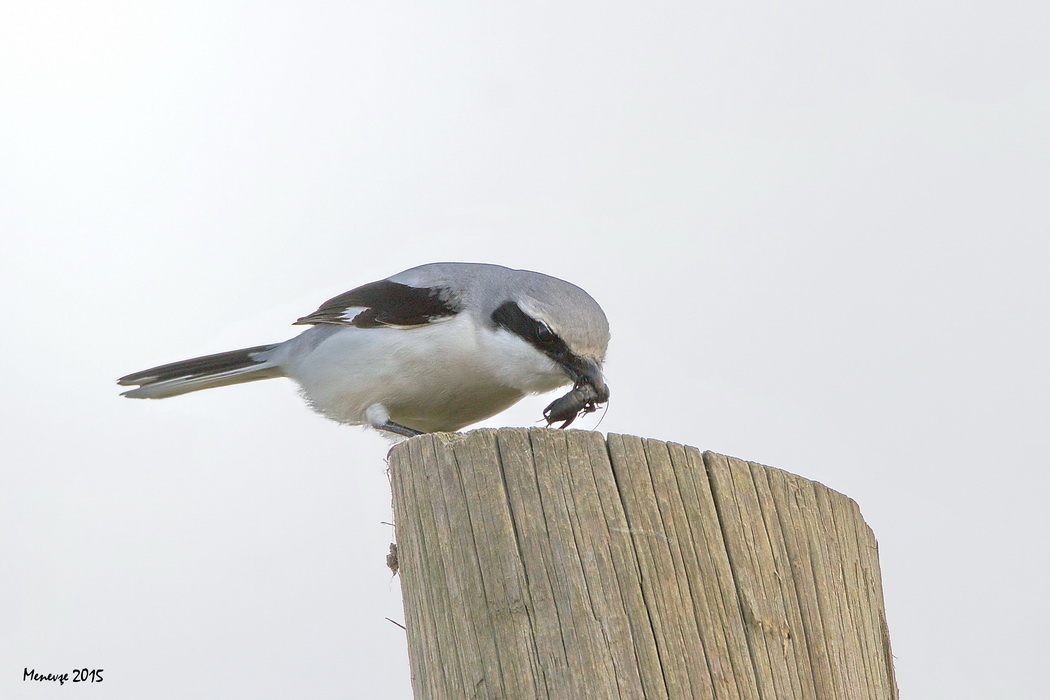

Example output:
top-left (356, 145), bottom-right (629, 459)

top-left (488, 270), bottom-right (610, 420)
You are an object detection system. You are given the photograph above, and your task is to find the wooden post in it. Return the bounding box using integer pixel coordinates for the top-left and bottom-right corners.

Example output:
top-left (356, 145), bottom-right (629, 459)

top-left (388, 428), bottom-right (897, 700)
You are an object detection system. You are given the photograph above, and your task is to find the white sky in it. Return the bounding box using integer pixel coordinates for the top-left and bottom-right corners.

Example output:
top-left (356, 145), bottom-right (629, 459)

top-left (2, 2), bottom-right (1048, 698)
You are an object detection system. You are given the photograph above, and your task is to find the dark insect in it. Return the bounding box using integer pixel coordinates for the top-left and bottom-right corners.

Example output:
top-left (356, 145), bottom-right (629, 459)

top-left (543, 381), bottom-right (606, 429)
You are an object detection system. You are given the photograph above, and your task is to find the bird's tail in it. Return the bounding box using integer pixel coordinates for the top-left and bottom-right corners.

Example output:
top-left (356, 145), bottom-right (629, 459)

top-left (118, 344), bottom-right (284, 399)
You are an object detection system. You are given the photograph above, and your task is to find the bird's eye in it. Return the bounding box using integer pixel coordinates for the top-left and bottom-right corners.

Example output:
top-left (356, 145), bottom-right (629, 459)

top-left (536, 323), bottom-right (555, 344)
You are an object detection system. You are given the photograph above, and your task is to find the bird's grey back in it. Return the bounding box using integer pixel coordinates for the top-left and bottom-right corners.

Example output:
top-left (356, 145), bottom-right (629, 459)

top-left (390, 262), bottom-right (609, 360)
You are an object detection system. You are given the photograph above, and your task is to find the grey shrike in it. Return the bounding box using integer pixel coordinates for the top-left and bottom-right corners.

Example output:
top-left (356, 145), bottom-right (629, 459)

top-left (118, 262), bottom-right (610, 437)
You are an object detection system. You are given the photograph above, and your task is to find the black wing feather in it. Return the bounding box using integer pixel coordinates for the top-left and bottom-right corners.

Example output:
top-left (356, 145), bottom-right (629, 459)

top-left (293, 280), bottom-right (462, 328)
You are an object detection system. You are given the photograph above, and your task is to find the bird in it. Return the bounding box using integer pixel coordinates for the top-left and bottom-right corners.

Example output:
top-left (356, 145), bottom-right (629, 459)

top-left (118, 262), bottom-right (610, 437)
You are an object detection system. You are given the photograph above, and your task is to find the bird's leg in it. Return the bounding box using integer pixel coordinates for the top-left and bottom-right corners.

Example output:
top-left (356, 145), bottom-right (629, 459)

top-left (380, 421), bottom-right (424, 438)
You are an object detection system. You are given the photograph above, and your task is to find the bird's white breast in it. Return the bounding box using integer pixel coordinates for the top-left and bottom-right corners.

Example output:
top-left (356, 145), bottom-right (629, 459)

top-left (272, 314), bottom-right (571, 432)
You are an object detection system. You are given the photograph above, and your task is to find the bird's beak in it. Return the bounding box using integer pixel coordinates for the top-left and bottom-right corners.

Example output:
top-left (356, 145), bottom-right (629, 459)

top-left (562, 356), bottom-right (609, 403)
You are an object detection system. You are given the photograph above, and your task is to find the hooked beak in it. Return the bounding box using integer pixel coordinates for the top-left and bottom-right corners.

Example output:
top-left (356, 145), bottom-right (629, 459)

top-left (561, 356), bottom-right (610, 403)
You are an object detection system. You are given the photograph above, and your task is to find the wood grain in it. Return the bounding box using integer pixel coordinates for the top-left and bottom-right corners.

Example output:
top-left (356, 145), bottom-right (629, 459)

top-left (389, 429), bottom-right (897, 699)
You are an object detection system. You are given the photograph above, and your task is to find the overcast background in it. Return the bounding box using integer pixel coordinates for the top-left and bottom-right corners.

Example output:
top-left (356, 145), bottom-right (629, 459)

top-left (2, 2), bottom-right (1048, 698)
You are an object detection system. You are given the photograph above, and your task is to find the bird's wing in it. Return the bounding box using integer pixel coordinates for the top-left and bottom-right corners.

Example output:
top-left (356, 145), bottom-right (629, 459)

top-left (293, 280), bottom-right (463, 328)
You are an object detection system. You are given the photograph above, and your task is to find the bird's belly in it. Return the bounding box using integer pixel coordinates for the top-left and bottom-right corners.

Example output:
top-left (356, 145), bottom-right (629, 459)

top-left (278, 323), bottom-right (532, 432)
top-left (385, 380), bottom-right (524, 433)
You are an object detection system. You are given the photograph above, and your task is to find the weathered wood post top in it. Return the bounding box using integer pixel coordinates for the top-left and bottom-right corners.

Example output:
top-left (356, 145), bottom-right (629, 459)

top-left (389, 428), bottom-right (897, 700)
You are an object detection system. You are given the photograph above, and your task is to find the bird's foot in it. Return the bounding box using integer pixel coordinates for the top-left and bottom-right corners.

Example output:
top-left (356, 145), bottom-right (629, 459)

top-left (380, 421), bottom-right (424, 438)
